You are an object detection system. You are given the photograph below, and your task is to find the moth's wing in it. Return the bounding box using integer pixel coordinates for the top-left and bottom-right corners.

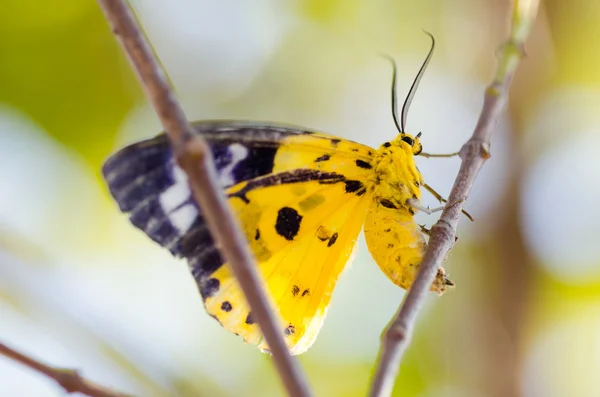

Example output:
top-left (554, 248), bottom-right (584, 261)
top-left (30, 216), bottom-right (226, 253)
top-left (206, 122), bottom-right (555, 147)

top-left (101, 121), bottom-right (375, 353)
top-left (101, 121), bottom-right (373, 257)
top-left (205, 185), bottom-right (370, 354)
top-left (363, 201), bottom-right (452, 294)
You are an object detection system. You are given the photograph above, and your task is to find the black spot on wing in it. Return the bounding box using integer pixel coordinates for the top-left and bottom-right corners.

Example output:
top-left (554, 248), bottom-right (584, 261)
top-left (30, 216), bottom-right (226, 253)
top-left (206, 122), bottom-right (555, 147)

top-left (275, 207), bottom-right (303, 241)
top-left (314, 154), bottom-right (330, 162)
top-left (380, 199), bottom-right (399, 209)
top-left (355, 159), bottom-right (372, 169)
top-left (245, 312), bottom-right (255, 325)
top-left (301, 289), bottom-right (310, 297)
top-left (284, 324), bottom-right (296, 335)
top-left (344, 180), bottom-right (364, 194)
top-left (221, 301), bottom-right (232, 312)
top-left (231, 147), bottom-right (277, 185)
top-left (200, 278), bottom-right (220, 299)
top-left (327, 232), bottom-right (339, 247)
top-left (292, 285), bottom-right (300, 296)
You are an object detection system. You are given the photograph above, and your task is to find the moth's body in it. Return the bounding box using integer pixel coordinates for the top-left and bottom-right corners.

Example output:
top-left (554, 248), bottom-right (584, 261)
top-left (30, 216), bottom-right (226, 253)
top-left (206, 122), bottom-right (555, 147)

top-left (102, 121), bottom-right (452, 355)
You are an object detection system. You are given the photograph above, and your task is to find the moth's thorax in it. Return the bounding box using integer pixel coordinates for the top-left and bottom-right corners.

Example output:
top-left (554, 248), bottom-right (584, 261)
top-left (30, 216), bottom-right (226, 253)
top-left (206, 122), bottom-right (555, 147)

top-left (369, 134), bottom-right (424, 210)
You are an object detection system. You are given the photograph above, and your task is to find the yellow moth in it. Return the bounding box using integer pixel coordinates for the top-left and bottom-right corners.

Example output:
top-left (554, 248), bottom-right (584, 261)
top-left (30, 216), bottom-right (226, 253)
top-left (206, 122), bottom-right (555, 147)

top-left (102, 33), bottom-right (464, 355)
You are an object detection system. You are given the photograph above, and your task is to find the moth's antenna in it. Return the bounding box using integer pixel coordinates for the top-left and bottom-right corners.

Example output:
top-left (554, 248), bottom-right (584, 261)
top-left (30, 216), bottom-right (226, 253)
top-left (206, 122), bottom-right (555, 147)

top-left (380, 54), bottom-right (403, 133)
top-left (400, 31), bottom-right (435, 133)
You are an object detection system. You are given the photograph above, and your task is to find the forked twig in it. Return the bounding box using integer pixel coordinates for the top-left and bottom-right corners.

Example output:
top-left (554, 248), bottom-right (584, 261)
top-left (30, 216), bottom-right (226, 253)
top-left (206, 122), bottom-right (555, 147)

top-left (0, 342), bottom-right (131, 397)
top-left (368, 1), bottom-right (540, 396)
top-left (95, 1), bottom-right (312, 396)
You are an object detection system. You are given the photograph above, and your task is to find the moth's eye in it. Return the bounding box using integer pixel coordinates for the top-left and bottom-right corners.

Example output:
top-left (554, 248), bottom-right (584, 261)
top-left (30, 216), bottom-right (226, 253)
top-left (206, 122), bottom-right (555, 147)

top-left (401, 136), bottom-right (414, 146)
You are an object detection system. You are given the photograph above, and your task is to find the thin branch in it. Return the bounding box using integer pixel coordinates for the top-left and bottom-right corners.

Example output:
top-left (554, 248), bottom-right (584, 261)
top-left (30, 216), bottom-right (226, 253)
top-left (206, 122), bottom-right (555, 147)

top-left (0, 342), bottom-right (132, 397)
top-left (367, 1), bottom-right (540, 396)
top-left (95, 2), bottom-right (312, 397)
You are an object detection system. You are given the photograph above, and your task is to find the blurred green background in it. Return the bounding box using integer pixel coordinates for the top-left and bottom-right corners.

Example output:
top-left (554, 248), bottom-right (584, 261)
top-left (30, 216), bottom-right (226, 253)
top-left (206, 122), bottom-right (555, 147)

top-left (1, 0), bottom-right (599, 396)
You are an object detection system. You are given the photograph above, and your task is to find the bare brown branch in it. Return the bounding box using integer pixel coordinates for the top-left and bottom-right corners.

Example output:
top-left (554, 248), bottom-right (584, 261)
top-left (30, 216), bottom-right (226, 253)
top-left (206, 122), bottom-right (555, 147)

top-left (367, 1), bottom-right (540, 396)
top-left (0, 342), bottom-right (131, 397)
top-left (95, 1), bottom-right (312, 396)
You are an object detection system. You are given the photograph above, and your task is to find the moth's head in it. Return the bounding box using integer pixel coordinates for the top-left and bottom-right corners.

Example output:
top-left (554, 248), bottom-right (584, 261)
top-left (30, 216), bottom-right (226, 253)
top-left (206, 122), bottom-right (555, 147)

top-left (399, 132), bottom-right (423, 156)
top-left (383, 32), bottom-right (434, 159)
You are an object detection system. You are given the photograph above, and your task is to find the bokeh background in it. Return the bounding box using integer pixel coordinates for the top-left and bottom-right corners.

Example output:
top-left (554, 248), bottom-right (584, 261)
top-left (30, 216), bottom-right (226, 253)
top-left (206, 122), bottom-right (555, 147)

top-left (1, 0), bottom-right (599, 396)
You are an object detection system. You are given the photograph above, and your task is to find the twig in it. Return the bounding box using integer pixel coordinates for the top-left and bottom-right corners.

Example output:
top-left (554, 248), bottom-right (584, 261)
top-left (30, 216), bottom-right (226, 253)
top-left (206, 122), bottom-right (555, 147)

top-left (0, 342), bottom-right (131, 397)
top-left (367, 1), bottom-right (540, 396)
top-left (95, 2), bottom-right (312, 397)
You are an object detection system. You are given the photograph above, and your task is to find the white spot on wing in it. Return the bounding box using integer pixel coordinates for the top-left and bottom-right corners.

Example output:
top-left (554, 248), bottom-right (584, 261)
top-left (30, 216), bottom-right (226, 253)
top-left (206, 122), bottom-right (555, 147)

top-left (169, 204), bottom-right (198, 234)
top-left (159, 163), bottom-right (198, 234)
top-left (159, 164), bottom-right (189, 213)
top-left (219, 143), bottom-right (248, 187)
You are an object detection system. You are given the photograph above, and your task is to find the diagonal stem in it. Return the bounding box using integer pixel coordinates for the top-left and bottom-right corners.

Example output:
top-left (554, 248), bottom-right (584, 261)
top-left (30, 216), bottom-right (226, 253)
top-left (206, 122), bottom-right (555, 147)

top-left (95, 1), bottom-right (312, 396)
top-left (367, 1), bottom-right (540, 396)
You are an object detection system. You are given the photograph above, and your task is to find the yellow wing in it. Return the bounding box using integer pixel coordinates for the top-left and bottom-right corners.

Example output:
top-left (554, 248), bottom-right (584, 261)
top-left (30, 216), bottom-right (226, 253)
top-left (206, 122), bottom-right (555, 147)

top-left (102, 123), bottom-right (376, 354)
top-left (363, 196), bottom-right (452, 294)
top-left (205, 178), bottom-right (370, 354)
top-left (200, 132), bottom-right (374, 354)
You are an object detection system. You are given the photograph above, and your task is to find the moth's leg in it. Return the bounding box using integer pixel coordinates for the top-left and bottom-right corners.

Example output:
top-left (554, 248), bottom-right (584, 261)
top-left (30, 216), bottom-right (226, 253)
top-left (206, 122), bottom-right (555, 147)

top-left (423, 183), bottom-right (446, 204)
top-left (407, 197), bottom-right (470, 218)
top-left (422, 183), bottom-right (474, 222)
top-left (407, 198), bottom-right (445, 214)
top-left (419, 151), bottom-right (459, 158)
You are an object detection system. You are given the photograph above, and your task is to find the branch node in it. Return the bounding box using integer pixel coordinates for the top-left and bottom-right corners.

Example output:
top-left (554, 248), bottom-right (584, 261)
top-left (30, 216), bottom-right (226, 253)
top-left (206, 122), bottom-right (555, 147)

top-left (486, 81), bottom-right (505, 97)
top-left (460, 139), bottom-right (491, 160)
top-left (479, 141), bottom-right (492, 159)
top-left (505, 39), bottom-right (527, 59)
top-left (55, 368), bottom-right (82, 393)
top-left (431, 219), bottom-right (455, 242)
top-left (383, 323), bottom-right (410, 344)
top-left (183, 135), bottom-right (209, 161)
